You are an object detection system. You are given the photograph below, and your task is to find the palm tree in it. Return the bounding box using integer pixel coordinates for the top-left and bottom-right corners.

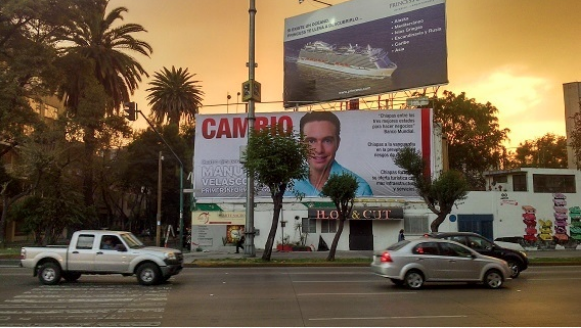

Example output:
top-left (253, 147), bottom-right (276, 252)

top-left (146, 66), bottom-right (204, 128)
top-left (59, 0), bottom-right (153, 114)
top-left (56, 0), bottom-right (152, 208)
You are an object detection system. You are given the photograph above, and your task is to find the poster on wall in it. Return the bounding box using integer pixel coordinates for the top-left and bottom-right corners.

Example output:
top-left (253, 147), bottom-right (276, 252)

top-left (193, 109), bottom-right (434, 199)
top-left (283, 0), bottom-right (447, 107)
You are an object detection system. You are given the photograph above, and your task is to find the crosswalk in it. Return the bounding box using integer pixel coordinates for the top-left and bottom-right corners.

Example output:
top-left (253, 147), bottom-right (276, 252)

top-left (0, 280), bottom-right (171, 326)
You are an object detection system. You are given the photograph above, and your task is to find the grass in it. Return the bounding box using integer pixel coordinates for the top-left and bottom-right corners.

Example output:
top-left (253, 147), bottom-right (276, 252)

top-left (0, 247), bottom-right (21, 259)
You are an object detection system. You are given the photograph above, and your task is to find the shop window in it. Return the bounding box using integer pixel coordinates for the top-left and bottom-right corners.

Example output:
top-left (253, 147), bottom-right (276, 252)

top-left (302, 218), bottom-right (316, 233)
top-left (512, 174), bottom-right (527, 191)
top-left (533, 174), bottom-right (575, 193)
top-left (321, 219), bottom-right (337, 233)
top-left (404, 216), bottom-right (428, 234)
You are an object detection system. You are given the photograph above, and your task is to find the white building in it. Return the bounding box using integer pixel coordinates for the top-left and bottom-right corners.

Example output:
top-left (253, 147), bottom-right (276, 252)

top-left (191, 167), bottom-right (581, 252)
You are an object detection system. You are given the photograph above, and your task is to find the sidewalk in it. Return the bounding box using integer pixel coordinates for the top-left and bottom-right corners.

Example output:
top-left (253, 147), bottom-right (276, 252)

top-left (183, 247), bottom-right (581, 263)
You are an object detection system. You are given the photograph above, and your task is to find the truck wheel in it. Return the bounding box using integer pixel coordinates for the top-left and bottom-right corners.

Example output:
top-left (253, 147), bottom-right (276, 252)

top-left (38, 262), bottom-right (62, 285)
top-left (62, 272), bottom-right (82, 282)
top-left (136, 263), bottom-right (161, 286)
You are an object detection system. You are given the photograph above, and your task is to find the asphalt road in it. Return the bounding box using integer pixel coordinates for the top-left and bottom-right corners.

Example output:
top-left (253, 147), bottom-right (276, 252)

top-left (2, 265), bottom-right (581, 327)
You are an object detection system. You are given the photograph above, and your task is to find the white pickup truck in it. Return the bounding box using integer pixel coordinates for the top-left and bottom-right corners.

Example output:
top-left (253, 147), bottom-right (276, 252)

top-left (20, 230), bottom-right (184, 286)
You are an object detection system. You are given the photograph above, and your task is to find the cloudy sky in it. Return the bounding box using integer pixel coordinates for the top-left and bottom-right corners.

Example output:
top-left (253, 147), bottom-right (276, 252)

top-left (109, 0), bottom-right (581, 148)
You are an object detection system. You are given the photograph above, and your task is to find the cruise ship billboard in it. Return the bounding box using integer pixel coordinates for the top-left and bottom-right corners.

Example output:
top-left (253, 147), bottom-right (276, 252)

top-left (283, 0), bottom-right (447, 107)
top-left (193, 109), bottom-right (434, 199)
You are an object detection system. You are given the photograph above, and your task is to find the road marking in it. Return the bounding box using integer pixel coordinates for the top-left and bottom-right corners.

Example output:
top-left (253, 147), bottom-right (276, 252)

top-left (293, 280), bottom-right (382, 283)
top-left (309, 315), bottom-right (468, 321)
top-left (0, 282), bottom-right (171, 326)
top-left (298, 292), bottom-right (416, 296)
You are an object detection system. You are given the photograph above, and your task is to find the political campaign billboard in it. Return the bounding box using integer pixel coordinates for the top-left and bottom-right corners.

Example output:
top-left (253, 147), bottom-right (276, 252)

top-left (193, 109), bottom-right (434, 199)
top-left (283, 0), bottom-right (447, 107)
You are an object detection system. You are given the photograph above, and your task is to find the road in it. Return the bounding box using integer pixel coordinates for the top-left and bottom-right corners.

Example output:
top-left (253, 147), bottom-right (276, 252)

top-left (1, 265), bottom-right (580, 326)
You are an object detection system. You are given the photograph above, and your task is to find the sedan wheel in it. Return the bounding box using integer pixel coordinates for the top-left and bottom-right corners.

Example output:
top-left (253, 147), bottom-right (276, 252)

top-left (404, 270), bottom-right (424, 289)
top-left (507, 261), bottom-right (520, 278)
top-left (484, 269), bottom-right (504, 289)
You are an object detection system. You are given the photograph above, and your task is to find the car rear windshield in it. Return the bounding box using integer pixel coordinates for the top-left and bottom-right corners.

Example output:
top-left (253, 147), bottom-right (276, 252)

top-left (387, 240), bottom-right (410, 251)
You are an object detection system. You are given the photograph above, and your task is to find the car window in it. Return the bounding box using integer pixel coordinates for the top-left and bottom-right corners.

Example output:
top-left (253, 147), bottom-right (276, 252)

top-left (76, 235), bottom-right (95, 249)
top-left (467, 236), bottom-right (493, 250)
top-left (450, 236), bottom-right (468, 246)
top-left (413, 242), bottom-right (439, 255)
top-left (447, 242), bottom-right (473, 257)
top-left (439, 242), bottom-right (461, 256)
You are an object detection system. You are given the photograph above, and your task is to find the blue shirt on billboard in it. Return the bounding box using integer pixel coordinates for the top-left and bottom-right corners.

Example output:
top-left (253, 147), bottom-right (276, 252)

top-left (286, 160), bottom-right (373, 197)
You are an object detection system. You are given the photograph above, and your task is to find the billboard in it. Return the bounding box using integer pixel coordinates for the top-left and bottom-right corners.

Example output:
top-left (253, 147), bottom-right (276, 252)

top-left (193, 109), bottom-right (434, 199)
top-left (283, 0), bottom-right (447, 107)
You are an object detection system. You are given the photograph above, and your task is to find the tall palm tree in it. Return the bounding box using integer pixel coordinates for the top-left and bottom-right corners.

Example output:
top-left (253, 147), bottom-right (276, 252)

top-left (56, 0), bottom-right (152, 208)
top-left (59, 0), bottom-right (153, 114)
top-left (146, 66), bottom-right (204, 128)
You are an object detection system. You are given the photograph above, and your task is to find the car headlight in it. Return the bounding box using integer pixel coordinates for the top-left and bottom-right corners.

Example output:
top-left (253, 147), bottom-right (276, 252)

top-left (165, 252), bottom-right (177, 260)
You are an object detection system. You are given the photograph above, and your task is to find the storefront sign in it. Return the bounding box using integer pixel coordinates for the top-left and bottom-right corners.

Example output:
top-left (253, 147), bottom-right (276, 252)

top-left (192, 211), bottom-right (246, 225)
top-left (308, 207), bottom-right (404, 220)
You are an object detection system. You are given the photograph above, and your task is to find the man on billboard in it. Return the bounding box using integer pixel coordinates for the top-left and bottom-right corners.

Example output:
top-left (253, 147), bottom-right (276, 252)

top-left (288, 111), bottom-right (373, 197)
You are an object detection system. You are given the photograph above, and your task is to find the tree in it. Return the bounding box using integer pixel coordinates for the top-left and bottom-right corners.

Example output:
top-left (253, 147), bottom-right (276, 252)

top-left (146, 66), bottom-right (204, 128)
top-left (395, 147), bottom-right (469, 232)
top-left (433, 91), bottom-right (510, 189)
top-left (508, 133), bottom-right (567, 169)
top-left (243, 126), bottom-right (311, 261)
top-left (320, 173), bottom-right (358, 261)
top-left (56, 0), bottom-right (152, 207)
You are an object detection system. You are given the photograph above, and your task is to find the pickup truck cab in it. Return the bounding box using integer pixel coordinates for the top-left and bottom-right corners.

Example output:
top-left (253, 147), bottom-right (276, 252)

top-left (20, 230), bottom-right (183, 286)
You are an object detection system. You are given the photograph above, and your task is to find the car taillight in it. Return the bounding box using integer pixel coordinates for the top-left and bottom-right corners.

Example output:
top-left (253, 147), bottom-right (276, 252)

top-left (380, 251), bottom-right (392, 263)
top-left (20, 248), bottom-right (26, 260)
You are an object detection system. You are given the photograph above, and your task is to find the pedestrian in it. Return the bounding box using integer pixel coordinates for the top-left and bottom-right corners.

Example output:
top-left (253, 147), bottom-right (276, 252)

top-left (236, 229), bottom-right (245, 254)
top-left (398, 229), bottom-right (405, 242)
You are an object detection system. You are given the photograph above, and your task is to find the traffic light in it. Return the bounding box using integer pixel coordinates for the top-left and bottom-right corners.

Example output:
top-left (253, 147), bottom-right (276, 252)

top-left (241, 80), bottom-right (261, 102)
top-left (123, 102), bottom-right (137, 121)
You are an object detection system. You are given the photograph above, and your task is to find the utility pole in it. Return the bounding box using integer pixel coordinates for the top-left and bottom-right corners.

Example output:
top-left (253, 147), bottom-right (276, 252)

top-left (156, 151), bottom-right (163, 246)
top-left (244, 0), bottom-right (257, 257)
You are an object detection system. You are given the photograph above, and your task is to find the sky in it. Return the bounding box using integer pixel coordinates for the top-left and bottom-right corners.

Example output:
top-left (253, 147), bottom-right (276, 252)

top-left (109, 0), bottom-right (581, 149)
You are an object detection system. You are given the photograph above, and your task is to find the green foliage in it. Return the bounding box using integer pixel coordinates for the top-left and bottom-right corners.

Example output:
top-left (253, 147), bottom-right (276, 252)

top-left (147, 66), bottom-right (204, 127)
top-left (395, 146), bottom-right (469, 232)
top-left (508, 133), bottom-right (567, 169)
top-left (320, 173), bottom-right (358, 212)
top-left (320, 173), bottom-right (358, 261)
top-left (244, 126), bottom-right (310, 196)
top-left (434, 90), bottom-right (510, 189)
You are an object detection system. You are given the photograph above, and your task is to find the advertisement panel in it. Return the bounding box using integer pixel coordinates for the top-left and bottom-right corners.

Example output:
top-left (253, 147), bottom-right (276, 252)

top-left (283, 0), bottom-right (447, 107)
top-left (194, 109), bottom-right (434, 199)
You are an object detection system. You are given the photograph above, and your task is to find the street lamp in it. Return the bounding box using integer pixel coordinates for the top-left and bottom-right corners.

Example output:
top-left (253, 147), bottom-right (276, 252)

top-left (129, 108), bottom-right (185, 252)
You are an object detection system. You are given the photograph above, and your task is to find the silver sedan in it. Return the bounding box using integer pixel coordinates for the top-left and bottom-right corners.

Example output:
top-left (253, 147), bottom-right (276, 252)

top-left (371, 238), bottom-right (512, 289)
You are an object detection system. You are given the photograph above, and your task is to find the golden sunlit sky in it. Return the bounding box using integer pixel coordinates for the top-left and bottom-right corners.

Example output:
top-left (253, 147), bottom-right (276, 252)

top-left (109, 0), bottom-right (581, 149)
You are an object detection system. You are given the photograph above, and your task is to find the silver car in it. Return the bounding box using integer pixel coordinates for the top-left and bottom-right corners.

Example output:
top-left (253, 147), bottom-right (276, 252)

top-left (371, 238), bottom-right (512, 289)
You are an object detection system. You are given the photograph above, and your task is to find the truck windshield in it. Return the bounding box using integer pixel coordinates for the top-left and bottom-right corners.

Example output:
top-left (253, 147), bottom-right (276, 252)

top-left (120, 233), bottom-right (145, 248)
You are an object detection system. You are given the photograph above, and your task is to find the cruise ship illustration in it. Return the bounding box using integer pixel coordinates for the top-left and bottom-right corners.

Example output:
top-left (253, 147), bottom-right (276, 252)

top-left (297, 41), bottom-right (397, 78)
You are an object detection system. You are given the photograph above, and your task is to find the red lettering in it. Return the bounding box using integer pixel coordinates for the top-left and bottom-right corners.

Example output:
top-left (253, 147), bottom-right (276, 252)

top-left (202, 115), bottom-right (295, 139)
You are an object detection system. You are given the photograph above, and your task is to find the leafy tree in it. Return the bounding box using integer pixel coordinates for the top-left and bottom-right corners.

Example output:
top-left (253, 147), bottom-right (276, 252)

top-left (507, 133), bottom-right (567, 169)
top-left (243, 126), bottom-right (311, 261)
top-left (395, 147), bottom-right (469, 232)
top-left (433, 91), bottom-right (509, 189)
top-left (146, 66), bottom-right (204, 128)
top-left (320, 173), bottom-right (358, 261)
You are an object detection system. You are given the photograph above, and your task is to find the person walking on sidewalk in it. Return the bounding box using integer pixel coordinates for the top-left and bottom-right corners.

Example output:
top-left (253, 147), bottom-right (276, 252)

top-left (236, 229), bottom-right (245, 254)
top-left (398, 229), bottom-right (405, 242)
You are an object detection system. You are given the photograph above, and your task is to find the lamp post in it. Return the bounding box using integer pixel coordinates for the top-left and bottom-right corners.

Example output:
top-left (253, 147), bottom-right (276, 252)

top-left (135, 110), bottom-right (185, 252)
